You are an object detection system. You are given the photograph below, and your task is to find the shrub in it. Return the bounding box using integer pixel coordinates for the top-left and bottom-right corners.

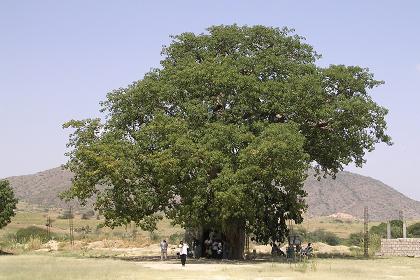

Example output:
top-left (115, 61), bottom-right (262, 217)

top-left (347, 232), bottom-right (364, 246)
top-left (57, 210), bottom-right (74, 219)
top-left (293, 227), bottom-right (308, 239)
top-left (25, 237), bottom-right (42, 250)
top-left (81, 210), bottom-right (95, 220)
top-left (323, 232), bottom-right (341, 246)
top-left (15, 226), bottom-right (51, 243)
top-left (370, 220), bottom-right (403, 238)
top-left (306, 229), bottom-right (341, 246)
top-left (149, 231), bottom-right (160, 242)
top-left (291, 228), bottom-right (341, 246)
top-left (0, 233), bottom-right (19, 250)
top-left (169, 233), bottom-right (184, 244)
top-left (347, 232), bottom-right (382, 256)
top-left (408, 222), bottom-right (420, 237)
top-left (369, 233), bottom-right (382, 255)
top-left (81, 213), bottom-right (88, 220)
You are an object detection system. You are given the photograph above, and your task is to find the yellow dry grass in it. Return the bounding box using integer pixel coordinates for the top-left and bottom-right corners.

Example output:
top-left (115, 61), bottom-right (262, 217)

top-left (1, 254), bottom-right (420, 280)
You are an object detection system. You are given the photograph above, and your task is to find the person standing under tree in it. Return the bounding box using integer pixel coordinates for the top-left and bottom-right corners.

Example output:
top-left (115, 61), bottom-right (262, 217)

top-left (160, 239), bottom-right (168, 260)
top-left (302, 243), bottom-right (313, 257)
top-left (179, 240), bottom-right (189, 267)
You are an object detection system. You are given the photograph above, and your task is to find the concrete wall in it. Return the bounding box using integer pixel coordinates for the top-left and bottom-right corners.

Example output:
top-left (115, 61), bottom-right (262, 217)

top-left (380, 238), bottom-right (420, 256)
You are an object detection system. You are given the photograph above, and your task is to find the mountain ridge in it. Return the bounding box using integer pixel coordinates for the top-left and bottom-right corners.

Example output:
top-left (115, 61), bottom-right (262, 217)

top-left (4, 167), bottom-right (420, 221)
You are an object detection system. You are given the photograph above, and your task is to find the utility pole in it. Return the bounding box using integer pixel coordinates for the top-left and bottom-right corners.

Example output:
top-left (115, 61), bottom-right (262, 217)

top-left (69, 206), bottom-right (74, 246)
top-left (46, 216), bottom-right (52, 240)
top-left (363, 206), bottom-right (369, 258)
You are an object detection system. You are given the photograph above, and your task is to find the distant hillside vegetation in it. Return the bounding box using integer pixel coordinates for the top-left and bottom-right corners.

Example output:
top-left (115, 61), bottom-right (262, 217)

top-left (5, 167), bottom-right (420, 220)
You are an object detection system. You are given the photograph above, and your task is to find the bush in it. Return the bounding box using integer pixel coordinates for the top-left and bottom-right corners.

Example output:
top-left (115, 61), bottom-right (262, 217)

top-left (25, 237), bottom-right (42, 250)
top-left (292, 227), bottom-right (309, 243)
top-left (57, 210), bottom-right (74, 219)
top-left (149, 231), bottom-right (160, 242)
top-left (80, 213), bottom-right (89, 220)
top-left (346, 232), bottom-right (382, 256)
top-left (169, 233), bottom-right (184, 244)
top-left (15, 226), bottom-right (51, 243)
top-left (323, 232), bottom-right (341, 246)
top-left (370, 220), bottom-right (403, 238)
top-left (347, 232), bottom-right (364, 246)
top-left (292, 228), bottom-right (341, 246)
top-left (369, 233), bottom-right (382, 255)
top-left (408, 222), bottom-right (420, 237)
top-left (0, 233), bottom-right (20, 250)
top-left (306, 229), bottom-right (341, 246)
top-left (81, 210), bottom-right (95, 220)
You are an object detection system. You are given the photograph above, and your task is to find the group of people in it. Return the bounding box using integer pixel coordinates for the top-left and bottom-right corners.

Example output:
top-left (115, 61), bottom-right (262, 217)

top-left (271, 242), bottom-right (313, 258)
top-left (270, 242), bottom-right (286, 257)
top-left (203, 237), bottom-right (224, 259)
top-left (159, 239), bottom-right (190, 266)
top-left (160, 238), bottom-right (314, 267)
top-left (159, 233), bottom-right (225, 267)
top-left (296, 243), bottom-right (313, 257)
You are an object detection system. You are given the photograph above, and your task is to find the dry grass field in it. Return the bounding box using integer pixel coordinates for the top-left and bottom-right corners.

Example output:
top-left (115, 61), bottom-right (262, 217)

top-left (0, 208), bottom-right (368, 242)
top-left (0, 207), bottom-right (184, 243)
top-left (2, 207), bottom-right (420, 279)
top-left (1, 254), bottom-right (420, 280)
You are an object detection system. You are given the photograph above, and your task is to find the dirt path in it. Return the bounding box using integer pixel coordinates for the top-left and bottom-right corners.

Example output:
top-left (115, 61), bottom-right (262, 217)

top-left (138, 261), bottom-right (259, 271)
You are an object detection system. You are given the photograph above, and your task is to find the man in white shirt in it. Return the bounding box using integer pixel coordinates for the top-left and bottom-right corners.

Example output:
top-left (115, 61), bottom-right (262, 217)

top-left (160, 239), bottom-right (168, 260)
top-left (179, 240), bottom-right (189, 266)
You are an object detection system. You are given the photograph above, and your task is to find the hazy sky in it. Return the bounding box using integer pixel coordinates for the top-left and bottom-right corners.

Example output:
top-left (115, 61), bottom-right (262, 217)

top-left (1, 1), bottom-right (419, 200)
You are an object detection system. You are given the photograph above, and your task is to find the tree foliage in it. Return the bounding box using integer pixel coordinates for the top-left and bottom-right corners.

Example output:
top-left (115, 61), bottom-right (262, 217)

top-left (295, 227), bottom-right (341, 245)
top-left (0, 180), bottom-right (18, 229)
top-left (370, 220), bottom-right (403, 238)
top-left (407, 222), bottom-right (420, 237)
top-left (369, 221), bottom-right (420, 239)
top-left (347, 231), bottom-right (365, 246)
top-left (63, 25), bottom-right (390, 247)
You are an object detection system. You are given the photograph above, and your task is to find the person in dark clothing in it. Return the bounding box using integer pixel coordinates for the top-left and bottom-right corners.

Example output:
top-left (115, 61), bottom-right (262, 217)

top-left (216, 241), bottom-right (223, 259)
top-left (303, 243), bottom-right (313, 257)
top-left (271, 242), bottom-right (286, 257)
top-left (211, 240), bottom-right (218, 258)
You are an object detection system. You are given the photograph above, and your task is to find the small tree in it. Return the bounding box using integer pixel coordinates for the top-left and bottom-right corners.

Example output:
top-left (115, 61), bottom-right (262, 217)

top-left (0, 180), bottom-right (18, 229)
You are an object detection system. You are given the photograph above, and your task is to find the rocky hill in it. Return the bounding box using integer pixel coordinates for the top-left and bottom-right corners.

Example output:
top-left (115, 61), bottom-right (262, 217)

top-left (5, 167), bottom-right (76, 209)
top-left (4, 167), bottom-right (420, 220)
top-left (304, 171), bottom-right (420, 220)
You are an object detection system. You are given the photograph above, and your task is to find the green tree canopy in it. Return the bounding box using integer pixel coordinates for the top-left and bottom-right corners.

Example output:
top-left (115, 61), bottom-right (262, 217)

top-left (407, 222), bottom-right (420, 237)
top-left (0, 180), bottom-right (18, 229)
top-left (370, 220), bottom-right (403, 239)
top-left (63, 25), bottom-right (390, 258)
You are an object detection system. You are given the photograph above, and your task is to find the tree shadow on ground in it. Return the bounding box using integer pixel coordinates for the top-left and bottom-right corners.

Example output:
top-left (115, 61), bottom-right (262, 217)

top-left (113, 254), bottom-right (276, 264)
top-left (113, 253), bottom-right (377, 263)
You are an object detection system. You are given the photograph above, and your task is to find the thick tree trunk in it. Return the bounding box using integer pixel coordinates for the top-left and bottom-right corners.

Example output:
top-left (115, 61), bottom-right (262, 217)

top-left (224, 222), bottom-right (245, 260)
